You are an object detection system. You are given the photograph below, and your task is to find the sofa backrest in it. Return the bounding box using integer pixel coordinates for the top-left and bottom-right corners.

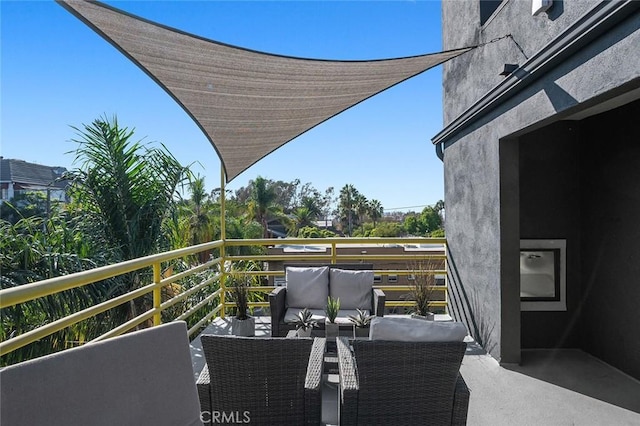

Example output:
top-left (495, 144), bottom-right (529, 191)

top-left (370, 317), bottom-right (468, 342)
top-left (285, 263), bottom-right (375, 311)
top-left (284, 262), bottom-right (374, 271)
top-left (0, 321), bottom-right (203, 426)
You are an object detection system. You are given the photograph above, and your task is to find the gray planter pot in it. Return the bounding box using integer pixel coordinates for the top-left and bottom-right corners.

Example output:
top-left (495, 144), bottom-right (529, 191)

top-left (325, 322), bottom-right (339, 341)
top-left (297, 327), bottom-right (312, 337)
top-left (353, 326), bottom-right (370, 338)
top-left (232, 316), bottom-right (255, 336)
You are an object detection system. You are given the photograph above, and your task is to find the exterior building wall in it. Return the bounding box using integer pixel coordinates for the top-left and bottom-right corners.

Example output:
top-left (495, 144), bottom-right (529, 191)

top-left (442, 0), bottom-right (599, 124)
top-left (443, 127), bottom-right (504, 358)
top-left (0, 183), bottom-right (14, 201)
top-left (439, 1), bottom-right (640, 365)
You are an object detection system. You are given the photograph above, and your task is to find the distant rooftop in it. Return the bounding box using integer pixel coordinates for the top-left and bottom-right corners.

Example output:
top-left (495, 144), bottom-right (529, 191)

top-left (0, 157), bottom-right (68, 189)
top-left (275, 242), bottom-right (445, 252)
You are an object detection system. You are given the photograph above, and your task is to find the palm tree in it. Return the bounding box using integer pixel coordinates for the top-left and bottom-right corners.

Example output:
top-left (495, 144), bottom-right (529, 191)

top-left (182, 175), bottom-right (216, 262)
top-left (65, 115), bottom-right (189, 318)
top-left (301, 196), bottom-right (322, 221)
top-left (67, 116), bottom-right (189, 259)
top-left (189, 177), bottom-right (214, 242)
top-left (354, 194), bottom-right (369, 232)
top-left (291, 206), bottom-right (314, 236)
top-left (368, 199), bottom-right (384, 228)
top-left (247, 176), bottom-right (279, 238)
top-left (338, 184), bottom-right (359, 236)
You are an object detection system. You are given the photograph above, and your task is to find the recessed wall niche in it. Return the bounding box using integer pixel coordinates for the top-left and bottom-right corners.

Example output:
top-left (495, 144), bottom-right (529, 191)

top-left (520, 239), bottom-right (566, 311)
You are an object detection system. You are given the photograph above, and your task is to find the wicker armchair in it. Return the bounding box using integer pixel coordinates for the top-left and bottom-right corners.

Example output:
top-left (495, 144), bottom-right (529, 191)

top-left (197, 335), bottom-right (325, 426)
top-left (337, 337), bottom-right (469, 426)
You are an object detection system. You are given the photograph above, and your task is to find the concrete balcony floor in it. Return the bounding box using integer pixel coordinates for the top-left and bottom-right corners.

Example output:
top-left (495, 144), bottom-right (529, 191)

top-left (190, 317), bottom-right (640, 425)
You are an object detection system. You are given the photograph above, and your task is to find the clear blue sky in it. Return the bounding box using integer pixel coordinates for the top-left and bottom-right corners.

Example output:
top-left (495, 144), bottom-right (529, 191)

top-left (2, 0), bottom-right (448, 212)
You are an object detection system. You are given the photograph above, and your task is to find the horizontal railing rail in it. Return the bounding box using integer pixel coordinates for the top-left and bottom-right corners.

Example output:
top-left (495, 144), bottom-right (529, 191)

top-left (1, 237), bottom-right (447, 362)
top-left (0, 241), bottom-right (225, 357)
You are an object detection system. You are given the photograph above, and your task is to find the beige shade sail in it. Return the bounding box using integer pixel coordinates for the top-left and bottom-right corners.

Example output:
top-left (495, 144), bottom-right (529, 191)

top-left (58, 0), bottom-right (472, 182)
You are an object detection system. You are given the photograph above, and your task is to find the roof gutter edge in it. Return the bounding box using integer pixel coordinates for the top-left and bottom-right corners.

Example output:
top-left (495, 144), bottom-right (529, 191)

top-left (431, 0), bottom-right (640, 157)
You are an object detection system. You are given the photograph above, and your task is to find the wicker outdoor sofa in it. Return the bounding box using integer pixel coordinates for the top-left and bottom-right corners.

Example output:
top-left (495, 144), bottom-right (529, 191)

top-left (269, 263), bottom-right (385, 337)
top-left (197, 335), bottom-right (326, 426)
top-left (336, 336), bottom-right (469, 425)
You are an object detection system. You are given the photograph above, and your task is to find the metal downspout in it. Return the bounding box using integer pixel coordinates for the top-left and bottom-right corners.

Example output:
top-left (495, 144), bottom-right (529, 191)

top-left (436, 142), bottom-right (444, 161)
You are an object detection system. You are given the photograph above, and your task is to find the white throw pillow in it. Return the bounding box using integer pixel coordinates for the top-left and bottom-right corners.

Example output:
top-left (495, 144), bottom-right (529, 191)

top-left (286, 266), bottom-right (329, 309)
top-left (329, 269), bottom-right (373, 310)
top-left (369, 317), bottom-right (467, 342)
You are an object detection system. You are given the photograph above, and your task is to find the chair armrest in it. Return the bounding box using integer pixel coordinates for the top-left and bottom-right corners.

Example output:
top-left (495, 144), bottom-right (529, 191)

top-left (452, 374), bottom-right (470, 426)
top-left (372, 288), bottom-right (385, 317)
top-left (196, 364), bottom-right (211, 415)
top-left (269, 286), bottom-right (287, 336)
top-left (304, 337), bottom-right (326, 425)
top-left (337, 337), bottom-right (358, 426)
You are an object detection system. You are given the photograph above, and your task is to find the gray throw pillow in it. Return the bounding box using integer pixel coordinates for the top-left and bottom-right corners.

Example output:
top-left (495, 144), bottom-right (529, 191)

top-left (286, 266), bottom-right (329, 309)
top-left (329, 269), bottom-right (373, 310)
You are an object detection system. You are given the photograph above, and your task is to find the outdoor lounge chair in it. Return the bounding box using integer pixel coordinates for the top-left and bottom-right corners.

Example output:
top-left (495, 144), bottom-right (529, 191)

top-left (336, 318), bottom-right (470, 425)
top-left (0, 321), bottom-right (203, 426)
top-left (197, 335), bottom-right (326, 426)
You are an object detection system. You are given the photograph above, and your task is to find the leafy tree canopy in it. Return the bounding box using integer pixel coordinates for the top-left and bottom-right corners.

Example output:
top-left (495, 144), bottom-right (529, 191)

top-left (297, 226), bottom-right (337, 238)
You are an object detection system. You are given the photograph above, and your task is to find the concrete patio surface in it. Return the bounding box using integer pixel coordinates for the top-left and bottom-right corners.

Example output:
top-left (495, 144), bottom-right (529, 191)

top-left (461, 344), bottom-right (640, 425)
top-left (191, 317), bottom-right (640, 425)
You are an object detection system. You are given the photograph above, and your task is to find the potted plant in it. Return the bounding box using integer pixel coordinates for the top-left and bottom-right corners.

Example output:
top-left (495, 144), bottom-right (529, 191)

top-left (410, 260), bottom-right (437, 321)
top-left (325, 296), bottom-right (340, 340)
top-left (348, 308), bottom-right (373, 338)
top-left (230, 276), bottom-right (255, 336)
top-left (292, 308), bottom-right (318, 337)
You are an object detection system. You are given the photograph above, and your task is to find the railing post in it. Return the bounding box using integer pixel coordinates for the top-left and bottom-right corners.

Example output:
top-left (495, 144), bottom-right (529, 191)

top-left (443, 242), bottom-right (449, 316)
top-left (153, 262), bottom-right (162, 326)
top-left (220, 269), bottom-right (227, 319)
top-left (220, 165), bottom-right (227, 318)
top-left (331, 242), bottom-right (337, 264)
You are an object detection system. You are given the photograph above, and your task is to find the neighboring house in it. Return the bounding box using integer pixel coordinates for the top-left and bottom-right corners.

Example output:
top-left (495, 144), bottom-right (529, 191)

top-left (0, 157), bottom-right (69, 204)
top-left (434, 0), bottom-right (639, 381)
top-left (313, 219), bottom-right (335, 230)
top-left (267, 218), bottom-right (340, 238)
top-left (266, 218), bottom-right (288, 238)
top-left (312, 220), bottom-right (341, 235)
